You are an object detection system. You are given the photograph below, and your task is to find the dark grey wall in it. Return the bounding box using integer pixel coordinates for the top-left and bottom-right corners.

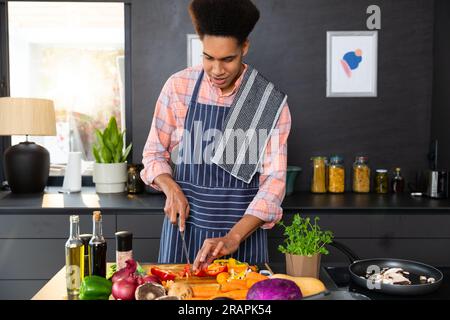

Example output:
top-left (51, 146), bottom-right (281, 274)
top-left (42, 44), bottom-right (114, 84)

top-left (131, 0), bottom-right (434, 191)
top-left (431, 0), bottom-right (450, 170)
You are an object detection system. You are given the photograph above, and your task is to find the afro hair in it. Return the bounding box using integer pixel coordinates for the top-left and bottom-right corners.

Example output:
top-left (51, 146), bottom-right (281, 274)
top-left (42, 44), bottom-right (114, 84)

top-left (189, 0), bottom-right (260, 45)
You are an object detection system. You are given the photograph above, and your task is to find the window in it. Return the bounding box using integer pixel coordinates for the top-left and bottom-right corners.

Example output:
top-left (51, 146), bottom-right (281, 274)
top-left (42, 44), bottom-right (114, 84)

top-left (7, 1), bottom-right (126, 176)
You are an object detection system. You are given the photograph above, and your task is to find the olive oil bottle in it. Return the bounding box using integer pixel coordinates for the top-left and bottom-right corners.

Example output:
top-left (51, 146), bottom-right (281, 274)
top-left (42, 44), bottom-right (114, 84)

top-left (65, 215), bottom-right (85, 299)
top-left (89, 211), bottom-right (107, 277)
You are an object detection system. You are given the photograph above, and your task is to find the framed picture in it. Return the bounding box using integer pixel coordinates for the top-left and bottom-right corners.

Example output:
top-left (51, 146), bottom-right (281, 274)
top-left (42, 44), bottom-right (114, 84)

top-left (326, 31), bottom-right (378, 97)
top-left (187, 34), bottom-right (203, 67)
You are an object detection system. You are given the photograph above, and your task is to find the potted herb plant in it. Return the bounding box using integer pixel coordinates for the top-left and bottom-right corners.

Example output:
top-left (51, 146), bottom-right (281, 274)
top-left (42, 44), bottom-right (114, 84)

top-left (278, 214), bottom-right (333, 278)
top-left (92, 117), bottom-right (132, 193)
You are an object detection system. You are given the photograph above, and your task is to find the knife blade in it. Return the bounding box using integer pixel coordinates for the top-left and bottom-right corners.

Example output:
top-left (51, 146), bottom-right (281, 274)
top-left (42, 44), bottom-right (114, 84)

top-left (178, 216), bottom-right (191, 267)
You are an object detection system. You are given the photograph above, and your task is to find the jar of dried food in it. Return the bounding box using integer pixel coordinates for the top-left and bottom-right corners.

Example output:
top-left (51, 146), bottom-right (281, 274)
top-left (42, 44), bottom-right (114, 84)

top-left (328, 155), bottom-right (345, 193)
top-left (311, 156), bottom-right (327, 193)
top-left (353, 156), bottom-right (370, 193)
top-left (127, 164), bottom-right (144, 194)
top-left (374, 169), bottom-right (389, 194)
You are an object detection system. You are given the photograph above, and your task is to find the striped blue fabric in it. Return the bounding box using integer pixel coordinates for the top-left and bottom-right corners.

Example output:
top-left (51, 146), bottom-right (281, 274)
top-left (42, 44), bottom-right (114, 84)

top-left (158, 71), bottom-right (268, 264)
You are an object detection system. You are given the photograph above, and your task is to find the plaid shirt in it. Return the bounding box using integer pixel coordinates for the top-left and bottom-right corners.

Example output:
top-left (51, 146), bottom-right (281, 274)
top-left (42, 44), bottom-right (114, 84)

top-left (141, 64), bottom-right (291, 229)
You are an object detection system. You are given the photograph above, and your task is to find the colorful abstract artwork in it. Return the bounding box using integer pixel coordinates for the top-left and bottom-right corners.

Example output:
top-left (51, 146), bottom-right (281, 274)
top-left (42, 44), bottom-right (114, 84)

top-left (327, 31), bottom-right (378, 97)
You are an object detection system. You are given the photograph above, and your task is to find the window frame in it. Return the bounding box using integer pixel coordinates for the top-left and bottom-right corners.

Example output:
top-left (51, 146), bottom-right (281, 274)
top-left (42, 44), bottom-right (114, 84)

top-left (0, 0), bottom-right (133, 187)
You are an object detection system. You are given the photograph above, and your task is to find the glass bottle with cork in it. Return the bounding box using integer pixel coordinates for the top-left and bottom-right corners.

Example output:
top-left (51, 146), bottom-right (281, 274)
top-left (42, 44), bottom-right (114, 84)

top-left (65, 215), bottom-right (84, 299)
top-left (392, 167), bottom-right (405, 193)
top-left (89, 211), bottom-right (107, 277)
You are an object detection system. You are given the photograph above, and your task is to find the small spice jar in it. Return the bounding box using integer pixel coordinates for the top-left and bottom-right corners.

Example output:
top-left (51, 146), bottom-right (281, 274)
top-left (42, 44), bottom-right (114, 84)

top-left (328, 155), bottom-right (345, 193)
top-left (115, 231), bottom-right (133, 270)
top-left (127, 164), bottom-right (144, 194)
top-left (375, 169), bottom-right (389, 194)
top-left (353, 156), bottom-right (371, 193)
top-left (311, 156), bottom-right (327, 193)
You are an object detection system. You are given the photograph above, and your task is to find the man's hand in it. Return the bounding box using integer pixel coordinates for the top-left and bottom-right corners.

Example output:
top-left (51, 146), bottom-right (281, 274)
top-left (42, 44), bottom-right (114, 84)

top-left (192, 234), bottom-right (241, 272)
top-left (154, 174), bottom-right (190, 231)
top-left (192, 215), bottom-right (265, 272)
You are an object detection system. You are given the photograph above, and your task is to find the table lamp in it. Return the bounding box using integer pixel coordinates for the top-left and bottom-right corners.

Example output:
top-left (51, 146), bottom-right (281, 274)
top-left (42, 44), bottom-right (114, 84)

top-left (0, 97), bottom-right (56, 193)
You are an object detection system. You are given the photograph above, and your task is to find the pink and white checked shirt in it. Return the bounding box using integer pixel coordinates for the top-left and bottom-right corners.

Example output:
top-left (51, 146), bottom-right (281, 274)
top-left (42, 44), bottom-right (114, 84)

top-left (141, 64), bottom-right (291, 229)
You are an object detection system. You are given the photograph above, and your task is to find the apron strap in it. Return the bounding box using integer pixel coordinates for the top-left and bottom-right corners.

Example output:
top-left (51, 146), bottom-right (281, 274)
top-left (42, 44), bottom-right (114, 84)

top-left (191, 70), bottom-right (204, 104)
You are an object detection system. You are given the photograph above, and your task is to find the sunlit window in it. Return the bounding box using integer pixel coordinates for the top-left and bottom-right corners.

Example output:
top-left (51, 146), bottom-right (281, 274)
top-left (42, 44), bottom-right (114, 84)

top-left (8, 1), bottom-right (125, 176)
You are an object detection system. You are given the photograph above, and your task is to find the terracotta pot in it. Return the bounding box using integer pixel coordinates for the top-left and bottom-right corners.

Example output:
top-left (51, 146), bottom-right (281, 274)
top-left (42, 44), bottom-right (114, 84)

top-left (285, 253), bottom-right (321, 278)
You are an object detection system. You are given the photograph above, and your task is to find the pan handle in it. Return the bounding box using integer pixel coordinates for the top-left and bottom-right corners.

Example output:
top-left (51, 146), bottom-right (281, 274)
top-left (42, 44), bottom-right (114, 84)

top-left (328, 241), bottom-right (361, 263)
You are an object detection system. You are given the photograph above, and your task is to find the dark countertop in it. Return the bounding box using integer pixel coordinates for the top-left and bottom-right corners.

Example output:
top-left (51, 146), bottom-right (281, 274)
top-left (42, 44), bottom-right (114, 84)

top-left (1, 187), bottom-right (450, 214)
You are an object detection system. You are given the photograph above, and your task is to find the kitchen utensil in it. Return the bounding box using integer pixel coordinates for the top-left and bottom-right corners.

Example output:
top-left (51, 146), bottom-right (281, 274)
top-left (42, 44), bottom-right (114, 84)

top-left (178, 216), bottom-right (191, 267)
top-left (425, 170), bottom-right (449, 199)
top-left (329, 241), bottom-right (443, 296)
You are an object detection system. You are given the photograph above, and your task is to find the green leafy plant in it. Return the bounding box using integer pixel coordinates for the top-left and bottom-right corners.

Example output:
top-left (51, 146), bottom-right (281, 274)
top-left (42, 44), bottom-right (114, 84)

top-left (278, 214), bottom-right (333, 256)
top-left (92, 116), bottom-right (132, 163)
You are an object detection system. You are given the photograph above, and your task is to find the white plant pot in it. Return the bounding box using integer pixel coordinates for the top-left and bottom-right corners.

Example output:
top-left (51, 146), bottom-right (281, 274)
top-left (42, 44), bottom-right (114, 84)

top-left (93, 162), bottom-right (127, 193)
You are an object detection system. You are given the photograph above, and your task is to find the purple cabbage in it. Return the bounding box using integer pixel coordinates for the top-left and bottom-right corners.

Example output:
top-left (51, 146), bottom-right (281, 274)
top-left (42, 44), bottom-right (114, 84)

top-left (246, 279), bottom-right (303, 300)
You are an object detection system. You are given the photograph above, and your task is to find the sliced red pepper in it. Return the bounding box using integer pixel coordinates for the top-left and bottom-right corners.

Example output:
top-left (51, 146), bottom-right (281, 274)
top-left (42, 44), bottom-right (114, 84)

top-left (179, 264), bottom-right (192, 278)
top-left (193, 264), bottom-right (227, 277)
top-left (206, 263), bottom-right (227, 276)
top-left (150, 267), bottom-right (177, 281)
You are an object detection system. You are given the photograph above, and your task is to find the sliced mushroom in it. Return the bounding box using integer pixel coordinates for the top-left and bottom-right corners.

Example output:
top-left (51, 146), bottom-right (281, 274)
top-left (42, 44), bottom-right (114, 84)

top-left (135, 282), bottom-right (166, 300)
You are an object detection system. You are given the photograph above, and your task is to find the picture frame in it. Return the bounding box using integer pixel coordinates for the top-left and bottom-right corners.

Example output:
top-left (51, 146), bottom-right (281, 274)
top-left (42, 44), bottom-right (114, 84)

top-left (326, 31), bottom-right (378, 97)
top-left (187, 34), bottom-right (203, 67)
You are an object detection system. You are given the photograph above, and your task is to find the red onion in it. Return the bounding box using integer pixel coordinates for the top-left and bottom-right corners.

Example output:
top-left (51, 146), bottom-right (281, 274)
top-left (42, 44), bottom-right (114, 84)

top-left (112, 276), bottom-right (138, 300)
top-left (141, 275), bottom-right (162, 285)
top-left (112, 259), bottom-right (137, 283)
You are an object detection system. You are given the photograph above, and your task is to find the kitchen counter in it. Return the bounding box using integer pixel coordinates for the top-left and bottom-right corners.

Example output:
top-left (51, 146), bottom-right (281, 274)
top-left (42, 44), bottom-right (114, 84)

top-left (31, 262), bottom-right (336, 300)
top-left (3, 187), bottom-right (450, 299)
top-left (1, 187), bottom-right (450, 214)
top-left (32, 262), bottom-right (450, 300)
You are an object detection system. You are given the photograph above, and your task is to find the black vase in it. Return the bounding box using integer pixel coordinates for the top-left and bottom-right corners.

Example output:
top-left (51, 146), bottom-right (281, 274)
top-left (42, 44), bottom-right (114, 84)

top-left (4, 142), bottom-right (50, 193)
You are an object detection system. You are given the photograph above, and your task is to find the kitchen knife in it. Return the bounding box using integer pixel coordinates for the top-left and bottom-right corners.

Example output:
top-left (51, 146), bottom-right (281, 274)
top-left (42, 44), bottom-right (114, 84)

top-left (178, 216), bottom-right (191, 267)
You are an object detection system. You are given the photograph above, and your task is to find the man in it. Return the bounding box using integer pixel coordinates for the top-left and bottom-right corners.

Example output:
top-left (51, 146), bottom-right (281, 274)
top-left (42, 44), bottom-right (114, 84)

top-left (141, 0), bottom-right (291, 272)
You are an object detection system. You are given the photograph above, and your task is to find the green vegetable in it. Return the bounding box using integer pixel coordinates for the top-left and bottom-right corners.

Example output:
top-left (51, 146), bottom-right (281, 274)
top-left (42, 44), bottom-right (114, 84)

top-left (92, 116), bottom-right (132, 164)
top-left (106, 264), bottom-right (117, 280)
top-left (106, 262), bottom-right (146, 279)
top-left (136, 263), bottom-right (146, 277)
top-left (79, 275), bottom-right (112, 300)
top-left (277, 214), bottom-right (333, 256)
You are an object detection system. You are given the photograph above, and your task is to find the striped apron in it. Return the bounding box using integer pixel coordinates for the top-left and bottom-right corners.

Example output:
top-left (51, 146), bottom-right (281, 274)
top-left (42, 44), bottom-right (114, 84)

top-left (158, 70), bottom-right (268, 265)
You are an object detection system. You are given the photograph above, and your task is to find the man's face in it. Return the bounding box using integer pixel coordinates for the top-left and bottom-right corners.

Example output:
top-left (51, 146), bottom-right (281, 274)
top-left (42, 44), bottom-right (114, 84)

top-left (202, 35), bottom-right (249, 94)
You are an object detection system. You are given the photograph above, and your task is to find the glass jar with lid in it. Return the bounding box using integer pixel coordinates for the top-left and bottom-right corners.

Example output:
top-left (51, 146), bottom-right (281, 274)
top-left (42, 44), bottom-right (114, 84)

top-left (352, 156), bottom-right (370, 193)
top-left (374, 169), bottom-right (389, 194)
top-left (311, 156), bottom-right (327, 193)
top-left (127, 164), bottom-right (144, 194)
top-left (328, 155), bottom-right (345, 193)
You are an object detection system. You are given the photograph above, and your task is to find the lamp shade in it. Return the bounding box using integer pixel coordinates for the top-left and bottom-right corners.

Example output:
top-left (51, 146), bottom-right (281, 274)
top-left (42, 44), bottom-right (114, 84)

top-left (0, 97), bottom-right (56, 136)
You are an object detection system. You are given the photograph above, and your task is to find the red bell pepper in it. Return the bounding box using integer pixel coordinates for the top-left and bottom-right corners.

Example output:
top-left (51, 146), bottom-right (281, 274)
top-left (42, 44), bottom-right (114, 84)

top-left (193, 263), bottom-right (227, 277)
top-left (150, 267), bottom-right (177, 281)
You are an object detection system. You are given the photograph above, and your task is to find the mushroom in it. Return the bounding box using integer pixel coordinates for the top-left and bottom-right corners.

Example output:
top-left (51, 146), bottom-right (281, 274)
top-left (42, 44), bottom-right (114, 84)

top-left (135, 282), bottom-right (166, 300)
top-left (167, 282), bottom-right (193, 300)
top-left (155, 295), bottom-right (181, 300)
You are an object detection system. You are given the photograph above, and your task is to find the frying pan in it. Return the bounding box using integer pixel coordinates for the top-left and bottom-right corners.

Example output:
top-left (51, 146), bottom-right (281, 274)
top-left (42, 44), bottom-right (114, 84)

top-left (329, 241), bottom-right (443, 296)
